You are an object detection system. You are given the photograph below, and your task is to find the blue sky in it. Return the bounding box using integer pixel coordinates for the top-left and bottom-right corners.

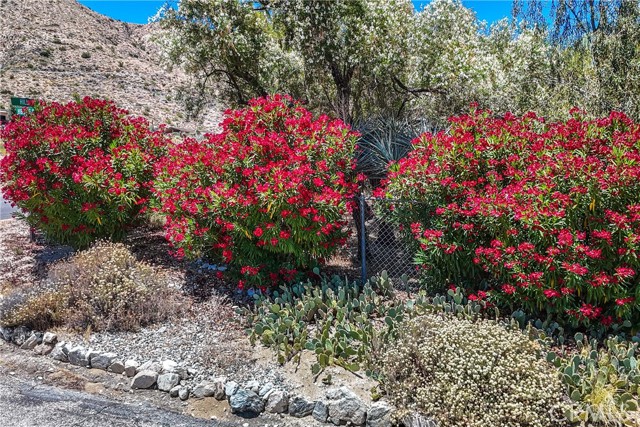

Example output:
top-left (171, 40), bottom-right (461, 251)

top-left (78, 0), bottom-right (517, 25)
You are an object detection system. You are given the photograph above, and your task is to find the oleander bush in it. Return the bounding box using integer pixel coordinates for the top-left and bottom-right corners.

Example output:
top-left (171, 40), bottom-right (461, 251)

top-left (153, 95), bottom-right (360, 288)
top-left (0, 241), bottom-right (181, 332)
top-left (0, 97), bottom-right (168, 248)
top-left (379, 108), bottom-right (640, 331)
top-left (382, 314), bottom-right (568, 427)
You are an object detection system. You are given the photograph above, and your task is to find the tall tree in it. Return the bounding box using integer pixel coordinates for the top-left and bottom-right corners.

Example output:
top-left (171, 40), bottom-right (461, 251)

top-left (158, 0), bottom-right (414, 123)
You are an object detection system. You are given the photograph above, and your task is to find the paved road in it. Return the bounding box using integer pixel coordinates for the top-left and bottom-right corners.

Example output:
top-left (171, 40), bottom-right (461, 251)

top-left (0, 196), bottom-right (16, 220)
top-left (0, 374), bottom-right (238, 427)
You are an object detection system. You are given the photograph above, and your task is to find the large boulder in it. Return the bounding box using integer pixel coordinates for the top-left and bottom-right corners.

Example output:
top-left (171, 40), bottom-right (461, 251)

top-left (157, 373), bottom-right (181, 392)
top-left (228, 388), bottom-right (265, 415)
top-left (0, 327), bottom-right (13, 342)
top-left (20, 333), bottom-right (39, 350)
top-left (108, 360), bottom-right (125, 374)
top-left (131, 370), bottom-right (158, 389)
top-left (265, 390), bottom-right (289, 414)
top-left (288, 396), bottom-right (316, 418)
top-left (366, 401), bottom-right (395, 427)
top-left (224, 381), bottom-right (239, 397)
top-left (68, 346), bottom-right (90, 367)
top-left (326, 387), bottom-right (367, 426)
top-left (138, 360), bottom-right (162, 374)
top-left (11, 327), bottom-right (30, 346)
top-left (42, 332), bottom-right (57, 345)
top-left (313, 401), bottom-right (329, 423)
top-left (124, 360), bottom-right (139, 377)
top-left (90, 352), bottom-right (118, 370)
top-left (50, 342), bottom-right (70, 362)
top-left (192, 380), bottom-right (226, 399)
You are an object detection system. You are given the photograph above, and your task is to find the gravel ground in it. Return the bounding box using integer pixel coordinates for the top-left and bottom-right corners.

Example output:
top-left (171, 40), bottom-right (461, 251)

top-left (0, 219), bottom-right (288, 390)
top-left (0, 218), bottom-right (378, 405)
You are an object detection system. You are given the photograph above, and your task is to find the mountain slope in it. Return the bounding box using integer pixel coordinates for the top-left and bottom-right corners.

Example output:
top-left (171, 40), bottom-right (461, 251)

top-left (0, 0), bottom-right (221, 131)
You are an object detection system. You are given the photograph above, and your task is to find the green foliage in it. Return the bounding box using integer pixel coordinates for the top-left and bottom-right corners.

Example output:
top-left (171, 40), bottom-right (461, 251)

top-left (547, 334), bottom-right (640, 426)
top-left (354, 117), bottom-right (434, 186)
top-left (241, 271), bottom-right (488, 375)
top-left (152, 96), bottom-right (359, 288)
top-left (158, 0), bottom-right (640, 124)
top-left (380, 109), bottom-right (640, 331)
top-left (0, 97), bottom-right (167, 249)
top-left (382, 315), bottom-right (568, 427)
top-left (157, 0), bottom-right (414, 122)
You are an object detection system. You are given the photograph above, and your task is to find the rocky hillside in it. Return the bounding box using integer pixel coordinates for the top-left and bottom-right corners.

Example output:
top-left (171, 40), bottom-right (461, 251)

top-left (0, 0), bottom-right (221, 132)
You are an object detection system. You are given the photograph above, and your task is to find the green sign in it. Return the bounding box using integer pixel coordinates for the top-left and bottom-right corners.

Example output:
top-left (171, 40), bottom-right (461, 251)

top-left (10, 97), bottom-right (35, 116)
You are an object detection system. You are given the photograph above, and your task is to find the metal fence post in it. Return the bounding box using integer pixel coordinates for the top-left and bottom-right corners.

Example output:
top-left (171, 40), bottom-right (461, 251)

top-left (359, 194), bottom-right (367, 282)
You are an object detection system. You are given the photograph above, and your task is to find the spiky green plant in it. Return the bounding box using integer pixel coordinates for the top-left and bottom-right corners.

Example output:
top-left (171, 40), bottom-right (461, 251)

top-left (354, 117), bottom-right (437, 187)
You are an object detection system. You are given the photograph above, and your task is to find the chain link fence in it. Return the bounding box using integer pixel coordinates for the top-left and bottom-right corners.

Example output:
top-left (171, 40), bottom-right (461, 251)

top-left (327, 195), bottom-right (423, 286)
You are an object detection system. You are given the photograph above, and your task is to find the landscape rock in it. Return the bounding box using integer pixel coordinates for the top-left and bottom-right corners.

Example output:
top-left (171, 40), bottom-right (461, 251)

top-left (0, 327), bottom-right (12, 342)
top-left (224, 381), bottom-right (239, 397)
top-left (169, 385), bottom-right (181, 398)
top-left (20, 334), bottom-right (38, 350)
top-left (42, 332), bottom-right (57, 345)
top-left (161, 360), bottom-right (178, 373)
top-left (90, 352), bottom-right (118, 370)
top-left (179, 387), bottom-right (190, 401)
top-left (86, 350), bottom-right (100, 366)
top-left (212, 378), bottom-right (226, 400)
top-left (157, 373), bottom-right (181, 392)
top-left (229, 388), bottom-right (265, 415)
top-left (139, 360), bottom-right (162, 373)
top-left (265, 390), bottom-right (289, 414)
top-left (400, 412), bottom-right (438, 427)
top-left (313, 401), bottom-right (329, 423)
top-left (50, 342), bottom-right (70, 362)
top-left (11, 327), bottom-right (30, 346)
top-left (245, 380), bottom-right (260, 393)
top-left (326, 387), bottom-right (367, 426)
top-left (367, 401), bottom-right (394, 427)
top-left (288, 396), bottom-right (316, 418)
top-left (174, 366), bottom-right (189, 380)
top-left (131, 370), bottom-right (158, 389)
top-left (33, 343), bottom-right (54, 355)
top-left (108, 361), bottom-right (125, 374)
top-left (124, 360), bottom-right (139, 377)
top-left (68, 346), bottom-right (90, 367)
top-left (192, 382), bottom-right (216, 398)
top-left (258, 382), bottom-right (274, 398)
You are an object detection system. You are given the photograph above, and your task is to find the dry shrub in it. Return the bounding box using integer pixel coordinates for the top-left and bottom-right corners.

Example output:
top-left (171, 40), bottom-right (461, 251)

top-left (0, 285), bottom-right (68, 330)
top-left (0, 241), bottom-right (182, 332)
top-left (382, 315), bottom-right (568, 427)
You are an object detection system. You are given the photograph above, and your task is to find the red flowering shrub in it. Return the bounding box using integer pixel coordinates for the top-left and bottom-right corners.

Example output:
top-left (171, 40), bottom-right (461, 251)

top-left (153, 95), bottom-right (359, 288)
top-left (379, 108), bottom-right (640, 330)
top-left (0, 97), bottom-right (167, 248)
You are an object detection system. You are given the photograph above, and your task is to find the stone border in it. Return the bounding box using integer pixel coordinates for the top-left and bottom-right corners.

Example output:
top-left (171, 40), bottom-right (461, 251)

top-left (0, 326), bottom-right (422, 427)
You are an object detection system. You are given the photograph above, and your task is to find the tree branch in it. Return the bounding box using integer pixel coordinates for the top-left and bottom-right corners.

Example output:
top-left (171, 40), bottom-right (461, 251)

top-left (391, 76), bottom-right (446, 96)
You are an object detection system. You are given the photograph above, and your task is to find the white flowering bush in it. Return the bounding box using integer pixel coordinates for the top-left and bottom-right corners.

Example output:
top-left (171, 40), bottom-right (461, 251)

top-left (158, 0), bottom-right (415, 122)
top-left (382, 315), bottom-right (568, 427)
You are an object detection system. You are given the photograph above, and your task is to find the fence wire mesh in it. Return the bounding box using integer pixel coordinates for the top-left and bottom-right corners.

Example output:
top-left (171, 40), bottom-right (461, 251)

top-left (327, 196), bottom-right (422, 286)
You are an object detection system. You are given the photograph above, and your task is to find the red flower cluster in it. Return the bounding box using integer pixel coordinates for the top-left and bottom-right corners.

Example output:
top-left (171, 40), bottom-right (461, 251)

top-left (153, 95), bottom-right (359, 288)
top-left (0, 97), bottom-right (167, 248)
top-left (381, 108), bottom-right (640, 330)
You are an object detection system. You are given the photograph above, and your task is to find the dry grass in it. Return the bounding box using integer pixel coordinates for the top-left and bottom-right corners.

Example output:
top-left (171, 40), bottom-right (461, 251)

top-left (0, 241), bottom-right (184, 332)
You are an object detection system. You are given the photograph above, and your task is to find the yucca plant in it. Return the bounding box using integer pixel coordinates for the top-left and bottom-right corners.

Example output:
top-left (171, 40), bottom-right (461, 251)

top-left (352, 117), bottom-right (438, 261)
top-left (355, 116), bottom-right (436, 187)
